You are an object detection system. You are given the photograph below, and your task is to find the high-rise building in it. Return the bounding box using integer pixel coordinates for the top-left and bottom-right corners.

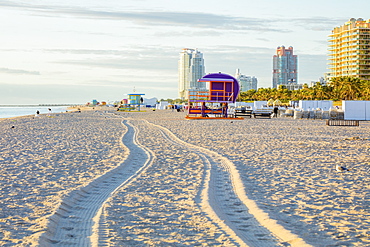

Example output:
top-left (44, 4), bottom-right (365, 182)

top-left (328, 18), bottom-right (370, 81)
top-left (235, 69), bottom-right (258, 91)
top-left (178, 48), bottom-right (205, 100)
top-left (272, 46), bottom-right (298, 88)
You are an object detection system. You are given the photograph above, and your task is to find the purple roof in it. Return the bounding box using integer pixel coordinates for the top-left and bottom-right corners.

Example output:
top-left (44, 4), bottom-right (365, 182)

top-left (198, 78), bottom-right (234, 82)
top-left (198, 73), bottom-right (240, 103)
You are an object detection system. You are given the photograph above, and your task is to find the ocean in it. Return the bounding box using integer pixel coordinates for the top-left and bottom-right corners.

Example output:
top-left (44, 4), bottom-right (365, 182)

top-left (0, 105), bottom-right (71, 119)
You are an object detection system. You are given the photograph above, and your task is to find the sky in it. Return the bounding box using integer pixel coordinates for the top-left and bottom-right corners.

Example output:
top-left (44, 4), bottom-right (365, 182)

top-left (0, 0), bottom-right (369, 104)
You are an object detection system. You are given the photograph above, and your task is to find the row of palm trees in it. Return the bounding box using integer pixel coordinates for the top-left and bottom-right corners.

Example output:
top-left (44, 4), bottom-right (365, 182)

top-left (165, 76), bottom-right (370, 104)
top-left (238, 77), bottom-right (370, 102)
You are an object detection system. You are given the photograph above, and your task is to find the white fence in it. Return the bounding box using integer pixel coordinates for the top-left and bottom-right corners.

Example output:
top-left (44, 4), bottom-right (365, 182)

top-left (298, 100), bottom-right (333, 111)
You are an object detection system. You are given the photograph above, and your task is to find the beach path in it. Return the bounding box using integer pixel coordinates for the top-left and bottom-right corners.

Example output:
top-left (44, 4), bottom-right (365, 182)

top-left (39, 120), bottom-right (155, 246)
top-left (140, 120), bottom-right (310, 247)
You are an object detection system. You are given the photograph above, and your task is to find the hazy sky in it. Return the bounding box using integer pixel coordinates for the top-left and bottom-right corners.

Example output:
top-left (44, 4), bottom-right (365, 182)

top-left (0, 0), bottom-right (369, 104)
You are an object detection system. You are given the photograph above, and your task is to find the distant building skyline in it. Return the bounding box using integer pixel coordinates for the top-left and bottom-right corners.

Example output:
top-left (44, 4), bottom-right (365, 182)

top-left (177, 18), bottom-right (370, 100)
top-left (272, 46), bottom-right (298, 88)
top-left (328, 18), bottom-right (370, 81)
top-left (235, 69), bottom-right (258, 91)
top-left (178, 48), bottom-right (205, 100)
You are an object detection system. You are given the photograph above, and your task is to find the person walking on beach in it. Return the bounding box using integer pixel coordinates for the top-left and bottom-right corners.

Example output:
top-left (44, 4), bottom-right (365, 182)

top-left (273, 106), bottom-right (278, 118)
top-left (48, 108), bottom-right (52, 116)
top-left (35, 110), bottom-right (40, 117)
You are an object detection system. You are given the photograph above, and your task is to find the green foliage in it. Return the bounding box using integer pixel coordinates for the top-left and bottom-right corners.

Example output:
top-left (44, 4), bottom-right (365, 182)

top-left (237, 77), bottom-right (370, 102)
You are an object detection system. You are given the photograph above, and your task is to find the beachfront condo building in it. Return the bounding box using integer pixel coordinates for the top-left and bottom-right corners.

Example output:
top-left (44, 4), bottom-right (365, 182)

top-left (178, 48), bottom-right (205, 100)
top-left (328, 18), bottom-right (370, 81)
top-left (235, 69), bottom-right (258, 91)
top-left (272, 46), bottom-right (298, 88)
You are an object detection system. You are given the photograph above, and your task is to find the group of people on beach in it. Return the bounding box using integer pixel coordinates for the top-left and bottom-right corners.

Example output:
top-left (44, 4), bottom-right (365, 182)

top-left (35, 108), bottom-right (52, 117)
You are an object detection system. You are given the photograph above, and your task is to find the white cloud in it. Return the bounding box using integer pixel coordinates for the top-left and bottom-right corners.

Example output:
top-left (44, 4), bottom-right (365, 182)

top-left (0, 67), bottom-right (40, 75)
top-left (0, 0), bottom-right (368, 104)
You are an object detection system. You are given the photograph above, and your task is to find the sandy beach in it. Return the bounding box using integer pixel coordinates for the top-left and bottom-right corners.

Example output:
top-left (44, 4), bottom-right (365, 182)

top-left (0, 108), bottom-right (369, 246)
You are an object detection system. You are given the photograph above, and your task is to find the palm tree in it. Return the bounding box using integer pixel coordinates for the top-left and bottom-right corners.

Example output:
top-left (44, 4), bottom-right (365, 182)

top-left (276, 86), bottom-right (291, 102)
top-left (328, 77), bottom-right (341, 100)
top-left (340, 77), bottom-right (362, 100)
top-left (360, 80), bottom-right (370, 100)
top-left (232, 76), bottom-right (370, 102)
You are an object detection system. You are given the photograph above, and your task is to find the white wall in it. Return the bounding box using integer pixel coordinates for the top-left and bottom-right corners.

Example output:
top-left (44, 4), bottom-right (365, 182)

top-left (318, 101), bottom-right (333, 111)
top-left (254, 101), bottom-right (268, 109)
top-left (299, 100), bottom-right (333, 110)
top-left (231, 102), bottom-right (254, 108)
top-left (343, 101), bottom-right (370, 120)
top-left (156, 101), bottom-right (169, 110)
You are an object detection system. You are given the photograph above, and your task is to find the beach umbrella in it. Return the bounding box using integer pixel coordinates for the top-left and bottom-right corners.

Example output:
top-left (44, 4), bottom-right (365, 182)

top-left (273, 99), bottom-right (282, 106)
top-left (267, 99), bottom-right (274, 106)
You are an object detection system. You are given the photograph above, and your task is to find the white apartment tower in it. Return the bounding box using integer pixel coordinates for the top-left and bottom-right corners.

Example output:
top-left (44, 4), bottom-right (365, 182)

top-left (329, 18), bottom-right (370, 81)
top-left (235, 69), bottom-right (258, 91)
top-left (178, 48), bottom-right (205, 100)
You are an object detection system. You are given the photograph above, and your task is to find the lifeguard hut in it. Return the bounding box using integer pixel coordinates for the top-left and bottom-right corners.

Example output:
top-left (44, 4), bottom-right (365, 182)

top-left (118, 99), bottom-right (133, 111)
top-left (118, 93), bottom-right (145, 111)
top-left (186, 73), bottom-right (243, 119)
top-left (129, 93), bottom-right (145, 111)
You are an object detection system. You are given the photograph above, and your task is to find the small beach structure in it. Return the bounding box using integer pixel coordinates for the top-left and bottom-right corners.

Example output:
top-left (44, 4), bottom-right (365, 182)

top-left (186, 73), bottom-right (243, 120)
top-left (118, 99), bottom-right (133, 111)
top-left (129, 93), bottom-right (144, 105)
top-left (118, 93), bottom-right (145, 112)
top-left (156, 101), bottom-right (169, 110)
top-left (343, 100), bottom-right (370, 120)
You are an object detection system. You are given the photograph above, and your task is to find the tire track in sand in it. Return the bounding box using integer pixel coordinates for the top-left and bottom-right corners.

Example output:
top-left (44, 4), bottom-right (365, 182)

top-left (145, 120), bottom-right (312, 247)
top-left (39, 120), bottom-right (155, 246)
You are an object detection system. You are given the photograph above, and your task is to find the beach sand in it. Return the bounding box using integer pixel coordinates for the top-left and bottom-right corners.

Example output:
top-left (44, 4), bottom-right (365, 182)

top-left (0, 108), bottom-right (369, 246)
top-left (0, 110), bottom-right (127, 246)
